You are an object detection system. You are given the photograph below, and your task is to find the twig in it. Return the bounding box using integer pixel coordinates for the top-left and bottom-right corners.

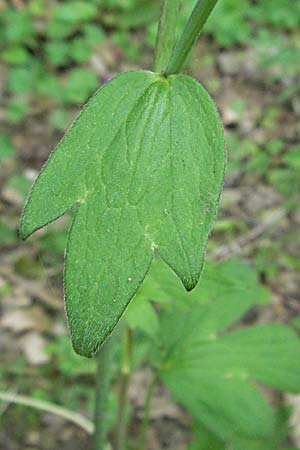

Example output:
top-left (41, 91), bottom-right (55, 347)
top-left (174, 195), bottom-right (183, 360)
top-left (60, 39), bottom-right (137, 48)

top-left (0, 391), bottom-right (94, 434)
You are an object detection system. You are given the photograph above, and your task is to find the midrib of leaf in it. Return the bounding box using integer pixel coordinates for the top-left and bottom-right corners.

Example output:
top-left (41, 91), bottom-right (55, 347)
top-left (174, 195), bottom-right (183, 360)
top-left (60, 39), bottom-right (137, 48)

top-left (99, 90), bottom-right (162, 296)
top-left (125, 82), bottom-right (167, 208)
top-left (87, 80), bottom-right (160, 201)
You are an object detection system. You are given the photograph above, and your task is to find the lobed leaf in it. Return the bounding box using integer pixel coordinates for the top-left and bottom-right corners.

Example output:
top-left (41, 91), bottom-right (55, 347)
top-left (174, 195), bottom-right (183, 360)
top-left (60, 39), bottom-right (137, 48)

top-left (21, 70), bottom-right (225, 356)
top-left (190, 406), bottom-right (293, 450)
top-left (158, 294), bottom-right (300, 440)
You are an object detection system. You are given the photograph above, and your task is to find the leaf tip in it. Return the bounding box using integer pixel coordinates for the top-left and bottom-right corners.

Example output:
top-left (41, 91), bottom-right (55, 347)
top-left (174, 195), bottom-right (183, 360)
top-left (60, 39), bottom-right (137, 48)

top-left (69, 323), bottom-right (110, 359)
top-left (71, 337), bottom-right (99, 359)
top-left (182, 274), bottom-right (199, 292)
top-left (19, 215), bottom-right (31, 241)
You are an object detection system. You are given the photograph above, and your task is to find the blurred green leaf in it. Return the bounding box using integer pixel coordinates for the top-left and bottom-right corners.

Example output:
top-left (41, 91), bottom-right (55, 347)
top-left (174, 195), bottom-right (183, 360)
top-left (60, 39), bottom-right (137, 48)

top-left (63, 69), bottom-right (99, 103)
top-left (52, 2), bottom-right (98, 23)
top-left (159, 303), bottom-right (300, 441)
top-left (206, 0), bottom-right (252, 46)
top-left (49, 109), bottom-right (71, 131)
top-left (190, 407), bottom-right (293, 450)
top-left (0, 133), bottom-right (15, 161)
top-left (83, 24), bottom-right (105, 46)
top-left (7, 174), bottom-right (32, 197)
top-left (103, 2), bottom-right (159, 28)
top-left (125, 296), bottom-right (158, 338)
top-left (47, 336), bottom-right (96, 376)
top-left (28, 0), bottom-right (45, 16)
top-left (5, 99), bottom-right (29, 123)
top-left (135, 257), bottom-right (269, 308)
top-left (45, 41), bottom-right (71, 66)
top-left (7, 67), bottom-right (36, 94)
top-left (70, 37), bottom-right (92, 63)
top-left (0, 222), bottom-right (17, 245)
top-left (283, 147), bottom-right (300, 169)
top-left (250, 0), bottom-right (300, 30)
top-left (143, 259), bottom-right (299, 441)
top-left (1, 9), bottom-right (34, 43)
top-left (1, 46), bottom-right (31, 65)
top-left (39, 229), bottom-right (68, 255)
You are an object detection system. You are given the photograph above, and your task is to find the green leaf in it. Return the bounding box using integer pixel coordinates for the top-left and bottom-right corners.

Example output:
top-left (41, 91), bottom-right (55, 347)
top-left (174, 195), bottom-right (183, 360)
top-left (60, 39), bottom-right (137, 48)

top-left (45, 40), bottom-right (70, 66)
top-left (52, 2), bottom-right (98, 23)
top-left (157, 293), bottom-right (300, 440)
top-left (190, 406), bottom-right (293, 450)
top-left (1, 46), bottom-right (30, 65)
top-left (5, 99), bottom-right (29, 123)
top-left (63, 69), bottom-right (98, 104)
top-left (2, 9), bottom-right (34, 43)
top-left (7, 175), bottom-right (32, 198)
top-left (21, 70), bottom-right (225, 357)
top-left (49, 109), bottom-right (71, 131)
top-left (0, 222), bottom-right (17, 245)
top-left (135, 257), bottom-right (269, 308)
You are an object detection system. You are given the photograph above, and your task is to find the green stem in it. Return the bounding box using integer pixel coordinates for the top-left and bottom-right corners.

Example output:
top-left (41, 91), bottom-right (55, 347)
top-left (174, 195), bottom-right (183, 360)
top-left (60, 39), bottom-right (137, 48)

top-left (93, 337), bottom-right (114, 450)
top-left (165, 0), bottom-right (219, 76)
top-left (114, 326), bottom-right (133, 450)
top-left (154, 0), bottom-right (180, 73)
top-left (138, 371), bottom-right (159, 450)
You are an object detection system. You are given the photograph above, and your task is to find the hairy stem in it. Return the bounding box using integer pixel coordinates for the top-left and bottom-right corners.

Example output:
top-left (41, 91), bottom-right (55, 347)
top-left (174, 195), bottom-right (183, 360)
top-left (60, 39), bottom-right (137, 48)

top-left (114, 326), bottom-right (133, 450)
top-left (93, 337), bottom-right (114, 450)
top-left (154, 0), bottom-right (180, 73)
top-left (165, 0), bottom-right (219, 76)
top-left (138, 371), bottom-right (159, 450)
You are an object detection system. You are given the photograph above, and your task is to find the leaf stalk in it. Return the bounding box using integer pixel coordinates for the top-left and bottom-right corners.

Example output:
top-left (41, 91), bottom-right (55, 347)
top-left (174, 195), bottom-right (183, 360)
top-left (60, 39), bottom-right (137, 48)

top-left (114, 326), bottom-right (133, 450)
top-left (165, 0), bottom-right (219, 76)
top-left (154, 0), bottom-right (180, 73)
top-left (93, 337), bottom-right (114, 450)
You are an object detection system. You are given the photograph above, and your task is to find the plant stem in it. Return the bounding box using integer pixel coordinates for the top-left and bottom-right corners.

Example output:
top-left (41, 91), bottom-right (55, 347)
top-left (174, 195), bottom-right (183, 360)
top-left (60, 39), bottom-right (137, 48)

top-left (154, 0), bottom-right (180, 73)
top-left (165, 0), bottom-right (219, 76)
top-left (138, 371), bottom-right (159, 450)
top-left (0, 391), bottom-right (93, 434)
top-left (93, 336), bottom-right (114, 450)
top-left (114, 326), bottom-right (133, 450)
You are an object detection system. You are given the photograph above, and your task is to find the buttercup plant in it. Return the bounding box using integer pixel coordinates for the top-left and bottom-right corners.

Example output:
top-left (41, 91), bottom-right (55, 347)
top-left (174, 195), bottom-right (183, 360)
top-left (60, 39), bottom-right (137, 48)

top-left (19, 1), bottom-right (300, 450)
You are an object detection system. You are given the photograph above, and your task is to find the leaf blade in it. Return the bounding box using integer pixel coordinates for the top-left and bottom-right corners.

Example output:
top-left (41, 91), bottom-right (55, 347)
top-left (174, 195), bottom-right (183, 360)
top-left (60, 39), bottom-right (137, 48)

top-left (21, 70), bottom-right (226, 356)
top-left (20, 71), bottom-right (156, 239)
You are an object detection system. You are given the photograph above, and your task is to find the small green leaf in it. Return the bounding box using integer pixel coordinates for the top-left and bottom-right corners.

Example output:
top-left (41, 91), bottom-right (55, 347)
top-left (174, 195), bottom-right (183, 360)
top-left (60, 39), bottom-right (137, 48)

top-left (21, 70), bottom-right (225, 357)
